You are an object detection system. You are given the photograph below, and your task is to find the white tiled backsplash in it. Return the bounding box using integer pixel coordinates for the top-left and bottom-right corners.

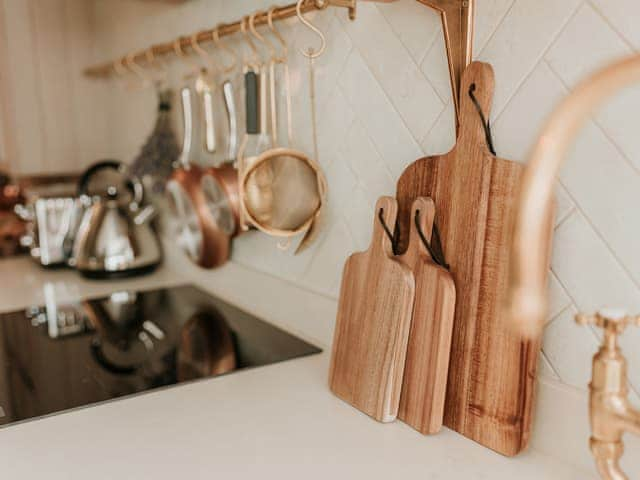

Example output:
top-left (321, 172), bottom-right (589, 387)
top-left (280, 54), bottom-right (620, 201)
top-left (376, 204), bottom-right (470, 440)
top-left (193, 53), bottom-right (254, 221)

top-left (90, 0), bottom-right (640, 400)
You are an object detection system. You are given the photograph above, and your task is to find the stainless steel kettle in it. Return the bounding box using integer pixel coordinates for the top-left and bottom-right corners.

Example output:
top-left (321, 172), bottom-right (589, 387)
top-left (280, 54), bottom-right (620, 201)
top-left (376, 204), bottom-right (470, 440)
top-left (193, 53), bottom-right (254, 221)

top-left (72, 160), bottom-right (162, 278)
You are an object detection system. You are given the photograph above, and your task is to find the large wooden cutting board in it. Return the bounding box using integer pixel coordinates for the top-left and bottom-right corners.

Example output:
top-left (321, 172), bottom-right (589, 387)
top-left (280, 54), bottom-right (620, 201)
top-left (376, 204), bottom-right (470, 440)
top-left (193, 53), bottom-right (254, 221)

top-left (329, 197), bottom-right (415, 423)
top-left (397, 197), bottom-right (456, 435)
top-left (395, 62), bottom-right (548, 456)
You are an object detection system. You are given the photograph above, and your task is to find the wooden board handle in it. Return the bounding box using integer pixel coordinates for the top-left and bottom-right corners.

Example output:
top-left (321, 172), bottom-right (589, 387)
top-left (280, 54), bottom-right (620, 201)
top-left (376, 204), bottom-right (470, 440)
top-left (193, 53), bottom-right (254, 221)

top-left (457, 62), bottom-right (496, 153)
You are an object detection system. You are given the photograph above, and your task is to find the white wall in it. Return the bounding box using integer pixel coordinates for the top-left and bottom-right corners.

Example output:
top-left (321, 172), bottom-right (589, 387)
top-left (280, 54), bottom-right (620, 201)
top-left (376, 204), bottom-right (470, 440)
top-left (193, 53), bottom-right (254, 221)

top-left (0, 0), bottom-right (109, 175)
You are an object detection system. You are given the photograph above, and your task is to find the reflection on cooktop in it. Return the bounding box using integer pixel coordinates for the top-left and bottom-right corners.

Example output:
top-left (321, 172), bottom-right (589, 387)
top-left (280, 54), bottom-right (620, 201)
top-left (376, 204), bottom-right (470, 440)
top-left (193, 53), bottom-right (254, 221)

top-left (0, 284), bottom-right (321, 427)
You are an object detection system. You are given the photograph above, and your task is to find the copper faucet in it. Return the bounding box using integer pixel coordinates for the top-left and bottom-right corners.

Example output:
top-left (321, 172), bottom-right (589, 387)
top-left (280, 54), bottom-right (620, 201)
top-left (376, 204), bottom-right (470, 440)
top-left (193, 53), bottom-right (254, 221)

top-left (576, 310), bottom-right (640, 479)
top-left (505, 53), bottom-right (640, 479)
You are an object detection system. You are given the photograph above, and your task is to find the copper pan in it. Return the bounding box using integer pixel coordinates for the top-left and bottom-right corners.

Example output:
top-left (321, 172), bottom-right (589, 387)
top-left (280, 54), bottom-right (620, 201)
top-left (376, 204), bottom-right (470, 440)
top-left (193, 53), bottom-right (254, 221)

top-left (166, 82), bottom-right (241, 269)
top-left (200, 79), bottom-right (242, 239)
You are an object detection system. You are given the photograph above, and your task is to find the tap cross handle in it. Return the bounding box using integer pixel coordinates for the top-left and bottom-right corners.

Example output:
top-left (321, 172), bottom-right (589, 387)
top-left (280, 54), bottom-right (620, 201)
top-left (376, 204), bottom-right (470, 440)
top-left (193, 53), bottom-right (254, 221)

top-left (575, 309), bottom-right (640, 334)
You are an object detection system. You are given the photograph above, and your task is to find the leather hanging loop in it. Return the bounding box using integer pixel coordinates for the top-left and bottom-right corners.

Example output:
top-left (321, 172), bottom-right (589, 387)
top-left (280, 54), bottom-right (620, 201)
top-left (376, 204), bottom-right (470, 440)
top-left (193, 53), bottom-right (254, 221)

top-left (414, 210), bottom-right (449, 270)
top-left (468, 83), bottom-right (496, 155)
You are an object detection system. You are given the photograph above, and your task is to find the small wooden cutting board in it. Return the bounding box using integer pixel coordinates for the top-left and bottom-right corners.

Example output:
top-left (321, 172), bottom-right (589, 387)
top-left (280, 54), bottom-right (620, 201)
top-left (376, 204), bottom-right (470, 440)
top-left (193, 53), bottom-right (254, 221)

top-left (395, 62), bottom-right (550, 456)
top-left (397, 197), bottom-right (456, 435)
top-left (329, 196), bottom-right (415, 423)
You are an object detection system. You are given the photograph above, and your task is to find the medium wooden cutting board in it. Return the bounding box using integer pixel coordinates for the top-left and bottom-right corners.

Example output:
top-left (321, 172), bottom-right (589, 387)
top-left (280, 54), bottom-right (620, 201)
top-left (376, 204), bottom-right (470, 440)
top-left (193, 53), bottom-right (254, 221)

top-left (397, 197), bottom-right (456, 435)
top-left (395, 62), bottom-right (548, 456)
top-left (329, 196), bottom-right (415, 423)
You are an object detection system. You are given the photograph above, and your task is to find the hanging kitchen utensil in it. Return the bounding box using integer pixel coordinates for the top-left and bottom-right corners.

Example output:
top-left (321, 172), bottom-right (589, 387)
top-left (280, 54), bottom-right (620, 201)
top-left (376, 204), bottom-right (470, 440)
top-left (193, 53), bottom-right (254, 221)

top-left (124, 50), bottom-right (179, 195)
top-left (239, 1), bottom-right (327, 252)
top-left (73, 160), bottom-right (162, 278)
top-left (190, 31), bottom-right (218, 157)
top-left (166, 87), bottom-right (238, 268)
top-left (166, 38), bottom-right (240, 269)
top-left (395, 62), bottom-right (551, 456)
top-left (236, 15), bottom-right (271, 230)
top-left (166, 66), bottom-right (206, 260)
top-left (129, 88), bottom-right (180, 194)
top-left (196, 74), bottom-right (241, 242)
top-left (212, 25), bottom-right (240, 165)
top-left (190, 29), bottom-right (241, 165)
top-left (193, 28), bottom-right (241, 242)
top-left (266, 5), bottom-right (291, 148)
top-left (397, 197), bottom-right (455, 435)
top-left (240, 10), bottom-right (294, 232)
top-left (329, 196), bottom-right (415, 422)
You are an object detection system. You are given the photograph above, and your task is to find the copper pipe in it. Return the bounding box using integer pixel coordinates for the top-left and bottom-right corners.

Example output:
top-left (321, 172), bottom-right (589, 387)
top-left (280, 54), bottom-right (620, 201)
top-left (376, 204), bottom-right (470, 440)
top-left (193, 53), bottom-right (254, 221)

top-left (84, 0), bottom-right (335, 77)
top-left (84, 0), bottom-right (470, 115)
top-left (593, 442), bottom-right (627, 480)
top-left (506, 53), bottom-right (640, 339)
top-left (83, 0), bottom-right (471, 140)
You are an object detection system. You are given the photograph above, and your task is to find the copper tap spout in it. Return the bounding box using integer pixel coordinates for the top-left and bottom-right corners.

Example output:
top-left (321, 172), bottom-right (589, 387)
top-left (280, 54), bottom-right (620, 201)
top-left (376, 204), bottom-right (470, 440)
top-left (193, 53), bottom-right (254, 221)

top-left (506, 53), bottom-right (640, 338)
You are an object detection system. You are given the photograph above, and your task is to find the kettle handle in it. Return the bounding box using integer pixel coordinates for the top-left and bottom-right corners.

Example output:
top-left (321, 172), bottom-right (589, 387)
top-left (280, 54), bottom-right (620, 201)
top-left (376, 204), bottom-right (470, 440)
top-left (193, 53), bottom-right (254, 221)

top-left (78, 160), bottom-right (144, 207)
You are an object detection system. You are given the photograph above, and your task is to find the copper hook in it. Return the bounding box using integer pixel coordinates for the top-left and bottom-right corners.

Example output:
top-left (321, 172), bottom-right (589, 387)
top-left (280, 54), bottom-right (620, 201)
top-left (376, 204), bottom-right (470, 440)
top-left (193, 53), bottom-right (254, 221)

top-left (296, 0), bottom-right (326, 59)
top-left (190, 31), bottom-right (218, 75)
top-left (212, 25), bottom-right (238, 74)
top-left (240, 16), bottom-right (261, 70)
top-left (249, 11), bottom-right (277, 63)
top-left (173, 36), bottom-right (200, 76)
top-left (113, 57), bottom-right (129, 77)
top-left (112, 57), bottom-right (134, 90)
top-left (267, 6), bottom-right (288, 63)
top-left (173, 37), bottom-right (191, 61)
top-left (125, 51), bottom-right (152, 87)
top-left (145, 48), bottom-right (156, 68)
top-left (145, 47), bottom-right (169, 87)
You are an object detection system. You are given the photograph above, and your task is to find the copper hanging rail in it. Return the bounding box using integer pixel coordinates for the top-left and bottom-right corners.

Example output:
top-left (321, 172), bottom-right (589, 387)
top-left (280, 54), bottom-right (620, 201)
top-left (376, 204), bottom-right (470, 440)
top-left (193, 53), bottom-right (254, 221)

top-left (83, 0), bottom-right (356, 78)
top-left (417, 0), bottom-right (473, 130)
top-left (83, 0), bottom-right (472, 130)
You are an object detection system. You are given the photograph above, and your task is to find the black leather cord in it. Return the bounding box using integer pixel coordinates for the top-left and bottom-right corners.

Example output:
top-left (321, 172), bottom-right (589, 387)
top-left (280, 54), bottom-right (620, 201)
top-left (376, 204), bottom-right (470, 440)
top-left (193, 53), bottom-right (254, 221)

top-left (414, 209), bottom-right (449, 270)
top-left (377, 207), bottom-right (449, 269)
top-left (378, 208), bottom-right (399, 255)
top-left (469, 83), bottom-right (497, 156)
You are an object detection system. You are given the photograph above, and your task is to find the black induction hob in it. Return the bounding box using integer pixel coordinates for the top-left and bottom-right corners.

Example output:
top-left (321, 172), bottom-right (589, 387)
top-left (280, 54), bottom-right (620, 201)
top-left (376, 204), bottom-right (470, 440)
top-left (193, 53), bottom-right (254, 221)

top-left (0, 284), bottom-right (321, 427)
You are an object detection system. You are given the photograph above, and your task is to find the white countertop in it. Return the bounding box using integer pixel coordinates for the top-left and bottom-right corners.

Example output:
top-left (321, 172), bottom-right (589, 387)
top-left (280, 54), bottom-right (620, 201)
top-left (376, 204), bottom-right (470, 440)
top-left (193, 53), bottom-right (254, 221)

top-left (0, 254), bottom-right (596, 479)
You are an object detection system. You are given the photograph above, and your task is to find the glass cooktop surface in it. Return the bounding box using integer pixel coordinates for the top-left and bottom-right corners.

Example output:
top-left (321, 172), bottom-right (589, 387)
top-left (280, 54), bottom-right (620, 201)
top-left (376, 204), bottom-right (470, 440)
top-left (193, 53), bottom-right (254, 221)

top-left (0, 284), bottom-right (321, 427)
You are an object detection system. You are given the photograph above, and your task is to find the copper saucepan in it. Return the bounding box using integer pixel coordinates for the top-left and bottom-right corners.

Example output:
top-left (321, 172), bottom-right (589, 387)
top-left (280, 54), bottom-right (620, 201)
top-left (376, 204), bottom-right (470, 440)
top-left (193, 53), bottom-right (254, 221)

top-left (166, 77), bottom-right (241, 269)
